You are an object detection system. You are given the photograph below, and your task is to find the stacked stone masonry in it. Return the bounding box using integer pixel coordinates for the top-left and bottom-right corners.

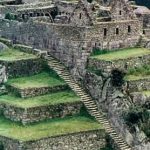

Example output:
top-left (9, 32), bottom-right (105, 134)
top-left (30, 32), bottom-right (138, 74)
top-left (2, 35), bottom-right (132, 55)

top-left (88, 54), bottom-right (150, 73)
top-left (0, 101), bottom-right (83, 124)
top-left (0, 58), bottom-right (44, 78)
top-left (0, 130), bottom-right (106, 150)
top-left (6, 84), bottom-right (69, 98)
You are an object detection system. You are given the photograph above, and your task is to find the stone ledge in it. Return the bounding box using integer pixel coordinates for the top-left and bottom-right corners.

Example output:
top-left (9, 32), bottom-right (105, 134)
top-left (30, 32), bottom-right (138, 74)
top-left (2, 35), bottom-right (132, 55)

top-left (0, 129), bottom-right (106, 150)
top-left (0, 101), bottom-right (83, 125)
top-left (6, 84), bottom-right (69, 98)
top-left (126, 78), bottom-right (150, 92)
top-left (0, 58), bottom-right (44, 78)
top-left (88, 54), bottom-right (150, 73)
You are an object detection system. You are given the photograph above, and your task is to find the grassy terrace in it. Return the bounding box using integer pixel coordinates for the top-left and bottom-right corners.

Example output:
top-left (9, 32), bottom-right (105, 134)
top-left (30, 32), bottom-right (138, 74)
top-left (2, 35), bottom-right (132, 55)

top-left (0, 91), bottom-right (80, 108)
top-left (124, 65), bottom-right (150, 81)
top-left (143, 91), bottom-right (150, 97)
top-left (90, 48), bottom-right (150, 61)
top-left (0, 116), bottom-right (102, 141)
top-left (0, 48), bottom-right (37, 61)
top-left (7, 72), bottom-right (66, 89)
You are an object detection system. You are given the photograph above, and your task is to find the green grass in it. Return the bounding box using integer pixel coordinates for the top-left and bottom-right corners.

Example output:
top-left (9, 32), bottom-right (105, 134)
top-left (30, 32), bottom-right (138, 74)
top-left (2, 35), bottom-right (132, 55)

top-left (0, 48), bottom-right (37, 61)
top-left (90, 48), bottom-right (150, 61)
top-left (0, 115), bottom-right (103, 141)
top-left (0, 91), bottom-right (80, 108)
top-left (142, 91), bottom-right (150, 97)
top-left (124, 74), bottom-right (150, 81)
top-left (7, 72), bottom-right (66, 89)
top-left (124, 65), bottom-right (150, 81)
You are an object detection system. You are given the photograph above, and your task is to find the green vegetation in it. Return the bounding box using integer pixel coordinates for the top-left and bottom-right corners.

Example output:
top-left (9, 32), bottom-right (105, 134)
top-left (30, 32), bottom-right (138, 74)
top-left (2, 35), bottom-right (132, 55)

top-left (0, 91), bottom-right (80, 108)
top-left (90, 48), bottom-right (150, 61)
top-left (0, 48), bottom-right (37, 61)
top-left (86, 66), bottom-right (102, 76)
top-left (124, 106), bottom-right (150, 137)
top-left (7, 72), bottom-right (66, 89)
top-left (5, 13), bottom-right (17, 20)
top-left (143, 91), bottom-right (150, 97)
top-left (124, 65), bottom-right (150, 81)
top-left (0, 115), bottom-right (102, 141)
top-left (91, 48), bottom-right (108, 56)
top-left (111, 69), bottom-right (125, 87)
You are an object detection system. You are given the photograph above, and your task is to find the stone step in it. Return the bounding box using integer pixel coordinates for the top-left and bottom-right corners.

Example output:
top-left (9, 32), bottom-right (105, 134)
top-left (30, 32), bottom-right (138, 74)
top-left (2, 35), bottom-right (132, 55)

top-left (0, 115), bottom-right (106, 150)
top-left (46, 55), bottom-right (131, 150)
top-left (6, 72), bottom-right (68, 98)
top-left (0, 91), bottom-right (82, 125)
top-left (88, 48), bottom-right (150, 73)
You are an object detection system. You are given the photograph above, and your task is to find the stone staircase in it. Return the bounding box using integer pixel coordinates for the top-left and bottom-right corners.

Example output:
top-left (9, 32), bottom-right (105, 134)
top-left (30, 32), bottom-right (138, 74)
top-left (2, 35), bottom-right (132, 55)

top-left (45, 55), bottom-right (132, 150)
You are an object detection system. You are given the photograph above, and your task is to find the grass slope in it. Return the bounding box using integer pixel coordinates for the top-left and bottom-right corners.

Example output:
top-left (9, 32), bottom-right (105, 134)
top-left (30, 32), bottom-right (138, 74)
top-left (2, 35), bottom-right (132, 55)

top-left (91, 48), bottom-right (150, 61)
top-left (0, 91), bottom-right (80, 108)
top-left (125, 65), bottom-right (150, 81)
top-left (0, 116), bottom-right (102, 141)
top-left (0, 48), bottom-right (37, 61)
top-left (7, 72), bottom-right (66, 89)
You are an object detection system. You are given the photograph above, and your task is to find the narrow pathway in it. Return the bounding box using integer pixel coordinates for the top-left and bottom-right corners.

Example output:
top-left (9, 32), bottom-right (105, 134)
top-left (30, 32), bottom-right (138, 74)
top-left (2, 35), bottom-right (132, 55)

top-left (45, 55), bottom-right (132, 150)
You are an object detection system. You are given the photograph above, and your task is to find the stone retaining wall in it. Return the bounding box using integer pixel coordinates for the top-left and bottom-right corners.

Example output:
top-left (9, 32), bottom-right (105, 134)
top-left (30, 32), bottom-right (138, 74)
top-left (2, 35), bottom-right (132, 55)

top-left (0, 129), bottom-right (106, 150)
top-left (126, 78), bottom-right (150, 92)
top-left (0, 58), bottom-right (44, 78)
top-left (0, 101), bottom-right (83, 124)
top-left (88, 54), bottom-right (150, 73)
top-left (6, 84), bottom-right (68, 98)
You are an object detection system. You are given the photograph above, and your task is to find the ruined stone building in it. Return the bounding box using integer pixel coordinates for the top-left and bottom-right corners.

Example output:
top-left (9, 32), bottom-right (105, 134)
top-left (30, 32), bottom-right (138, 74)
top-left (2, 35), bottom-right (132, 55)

top-left (0, 0), bottom-right (149, 150)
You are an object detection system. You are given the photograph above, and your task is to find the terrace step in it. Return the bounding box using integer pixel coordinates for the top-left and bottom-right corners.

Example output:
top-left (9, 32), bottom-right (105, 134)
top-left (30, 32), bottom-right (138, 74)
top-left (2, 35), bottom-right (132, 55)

top-left (130, 90), bottom-right (150, 105)
top-left (45, 55), bottom-right (132, 150)
top-left (6, 72), bottom-right (68, 98)
top-left (124, 75), bottom-right (150, 92)
top-left (0, 47), bottom-right (43, 78)
top-left (88, 48), bottom-right (150, 72)
top-left (0, 91), bottom-right (82, 125)
top-left (0, 115), bottom-right (106, 150)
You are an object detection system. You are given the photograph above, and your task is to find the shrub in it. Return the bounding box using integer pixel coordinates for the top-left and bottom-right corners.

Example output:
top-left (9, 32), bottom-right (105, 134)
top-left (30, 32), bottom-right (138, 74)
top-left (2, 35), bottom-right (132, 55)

top-left (124, 106), bottom-right (150, 137)
top-left (5, 13), bottom-right (17, 20)
top-left (91, 48), bottom-right (108, 56)
top-left (111, 69), bottom-right (125, 87)
top-left (0, 142), bottom-right (4, 150)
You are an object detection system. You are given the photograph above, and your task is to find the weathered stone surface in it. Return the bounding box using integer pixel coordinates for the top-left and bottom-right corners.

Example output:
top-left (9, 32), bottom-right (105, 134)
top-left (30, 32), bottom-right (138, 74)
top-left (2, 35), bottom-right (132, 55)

top-left (1, 101), bottom-right (83, 124)
top-left (0, 42), bottom-right (8, 52)
top-left (6, 84), bottom-right (68, 98)
top-left (0, 58), bottom-right (44, 78)
top-left (0, 130), bottom-right (106, 150)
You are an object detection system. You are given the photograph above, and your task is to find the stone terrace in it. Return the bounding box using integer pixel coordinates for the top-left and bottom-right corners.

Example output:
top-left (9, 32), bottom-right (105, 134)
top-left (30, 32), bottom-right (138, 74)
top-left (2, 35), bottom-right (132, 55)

top-left (88, 48), bottom-right (150, 73)
top-left (124, 66), bottom-right (150, 106)
top-left (0, 44), bottom-right (106, 150)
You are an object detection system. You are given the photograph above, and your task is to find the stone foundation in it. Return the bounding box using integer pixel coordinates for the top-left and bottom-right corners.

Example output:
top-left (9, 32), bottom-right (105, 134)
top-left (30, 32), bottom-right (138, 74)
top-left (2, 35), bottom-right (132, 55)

top-left (1, 101), bottom-right (83, 124)
top-left (88, 54), bottom-right (150, 73)
top-left (0, 130), bottom-right (106, 150)
top-left (126, 78), bottom-right (150, 92)
top-left (6, 84), bottom-right (69, 98)
top-left (0, 58), bottom-right (44, 78)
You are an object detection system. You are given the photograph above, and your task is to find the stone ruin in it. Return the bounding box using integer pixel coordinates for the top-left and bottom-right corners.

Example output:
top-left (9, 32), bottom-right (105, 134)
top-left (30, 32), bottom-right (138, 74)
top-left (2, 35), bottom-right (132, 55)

top-left (0, 0), bottom-right (149, 150)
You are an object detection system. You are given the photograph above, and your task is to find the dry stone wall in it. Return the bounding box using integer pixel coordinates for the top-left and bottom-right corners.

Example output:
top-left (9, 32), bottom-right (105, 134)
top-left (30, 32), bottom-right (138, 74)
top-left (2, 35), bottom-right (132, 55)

top-left (88, 54), bottom-right (150, 73)
top-left (0, 130), bottom-right (106, 150)
top-left (6, 84), bottom-right (68, 98)
top-left (0, 101), bottom-right (83, 124)
top-left (0, 19), bottom-right (142, 78)
top-left (0, 58), bottom-right (44, 78)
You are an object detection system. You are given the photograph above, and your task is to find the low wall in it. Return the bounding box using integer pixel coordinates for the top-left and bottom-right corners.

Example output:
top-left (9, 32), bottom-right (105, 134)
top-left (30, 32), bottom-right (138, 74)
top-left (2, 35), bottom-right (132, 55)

top-left (88, 54), bottom-right (150, 73)
top-left (0, 58), bottom-right (44, 78)
top-left (1, 101), bottom-right (83, 124)
top-left (0, 130), bottom-right (106, 150)
top-left (126, 78), bottom-right (150, 92)
top-left (6, 84), bottom-right (68, 98)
